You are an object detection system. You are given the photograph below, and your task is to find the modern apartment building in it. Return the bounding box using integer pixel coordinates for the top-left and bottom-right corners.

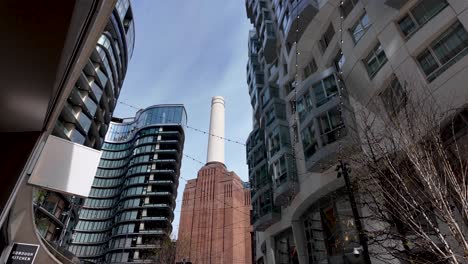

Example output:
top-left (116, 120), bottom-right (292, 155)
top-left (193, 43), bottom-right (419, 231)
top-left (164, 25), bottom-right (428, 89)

top-left (0, 0), bottom-right (134, 263)
top-left (69, 105), bottom-right (186, 264)
top-left (177, 97), bottom-right (252, 264)
top-left (33, 0), bottom-right (135, 252)
top-left (53, 0), bottom-right (135, 149)
top-left (0, 1), bottom-right (135, 263)
top-left (245, 0), bottom-right (468, 263)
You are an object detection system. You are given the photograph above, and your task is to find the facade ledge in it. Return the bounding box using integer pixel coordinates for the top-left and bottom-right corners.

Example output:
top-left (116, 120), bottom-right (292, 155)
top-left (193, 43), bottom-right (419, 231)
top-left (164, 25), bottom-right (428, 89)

top-left (253, 209), bottom-right (281, 232)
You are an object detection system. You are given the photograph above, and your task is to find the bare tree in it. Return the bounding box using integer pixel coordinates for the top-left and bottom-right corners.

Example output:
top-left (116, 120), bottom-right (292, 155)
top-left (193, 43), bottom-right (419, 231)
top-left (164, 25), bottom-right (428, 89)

top-left (151, 236), bottom-right (177, 264)
top-left (174, 236), bottom-right (191, 263)
top-left (350, 83), bottom-right (468, 264)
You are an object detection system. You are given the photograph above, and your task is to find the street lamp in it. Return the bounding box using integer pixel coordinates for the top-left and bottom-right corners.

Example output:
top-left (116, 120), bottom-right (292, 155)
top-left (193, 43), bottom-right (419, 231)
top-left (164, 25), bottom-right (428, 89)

top-left (336, 160), bottom-right (371, 264)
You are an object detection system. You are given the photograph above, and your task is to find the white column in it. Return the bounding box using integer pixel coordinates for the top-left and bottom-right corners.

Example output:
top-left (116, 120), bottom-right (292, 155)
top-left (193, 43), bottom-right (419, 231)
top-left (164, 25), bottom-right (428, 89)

top-left (207, 96), bottom-right (225, 164)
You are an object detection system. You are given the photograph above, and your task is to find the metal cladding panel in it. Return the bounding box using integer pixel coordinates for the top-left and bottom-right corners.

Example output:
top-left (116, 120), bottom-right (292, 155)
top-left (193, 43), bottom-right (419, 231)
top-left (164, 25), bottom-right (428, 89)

top-left (28, 135), bottom-right (101, 197)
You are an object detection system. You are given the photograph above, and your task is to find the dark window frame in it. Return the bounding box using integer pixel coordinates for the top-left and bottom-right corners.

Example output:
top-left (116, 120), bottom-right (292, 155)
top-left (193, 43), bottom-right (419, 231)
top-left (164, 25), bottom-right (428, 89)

top-left (397, 0), bottom-right (449, 39)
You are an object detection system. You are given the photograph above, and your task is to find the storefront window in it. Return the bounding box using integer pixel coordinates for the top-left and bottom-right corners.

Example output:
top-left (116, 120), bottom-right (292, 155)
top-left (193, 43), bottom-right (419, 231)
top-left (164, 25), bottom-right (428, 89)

top-left (303, 189), bottom-right (361, 263)
top-left (274, 229), bottom-right (299, 264)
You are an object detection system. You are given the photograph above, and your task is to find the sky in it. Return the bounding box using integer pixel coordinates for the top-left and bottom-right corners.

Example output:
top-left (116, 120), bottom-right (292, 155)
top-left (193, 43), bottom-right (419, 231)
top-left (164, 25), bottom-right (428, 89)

top-left (112, 1), bottom-right (253, 237)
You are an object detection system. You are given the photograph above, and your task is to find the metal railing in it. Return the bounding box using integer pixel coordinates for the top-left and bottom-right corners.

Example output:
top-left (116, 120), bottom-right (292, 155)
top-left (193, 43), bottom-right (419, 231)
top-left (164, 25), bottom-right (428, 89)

top-left (40, 237), bottom-right (80, 264)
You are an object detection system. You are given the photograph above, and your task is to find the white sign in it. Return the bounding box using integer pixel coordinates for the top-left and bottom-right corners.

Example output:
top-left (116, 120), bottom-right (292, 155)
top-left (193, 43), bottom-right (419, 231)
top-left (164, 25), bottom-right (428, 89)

top-left (28, 135), bottom-right (101, 197)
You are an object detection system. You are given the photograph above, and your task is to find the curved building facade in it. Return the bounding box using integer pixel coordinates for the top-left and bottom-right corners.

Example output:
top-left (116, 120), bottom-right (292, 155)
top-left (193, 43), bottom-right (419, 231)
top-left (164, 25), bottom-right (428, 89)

top-left (53, 0), bottom-right (135, 149)
top-left (30, 0), bottom-right (136, 257)
top-left (69, 105), bottom-right (186, 263)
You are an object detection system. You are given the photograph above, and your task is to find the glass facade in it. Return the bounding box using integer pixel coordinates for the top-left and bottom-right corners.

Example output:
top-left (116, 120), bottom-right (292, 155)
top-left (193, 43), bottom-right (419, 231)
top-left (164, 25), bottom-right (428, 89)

top-left (53, 0), bottom-right (135, 150)
top-left (35, 1), bottom-right (137, 255)
top-left (69, 105), bottom-right (186, 263)
top-left (302, 189), bottom-right (360, 263)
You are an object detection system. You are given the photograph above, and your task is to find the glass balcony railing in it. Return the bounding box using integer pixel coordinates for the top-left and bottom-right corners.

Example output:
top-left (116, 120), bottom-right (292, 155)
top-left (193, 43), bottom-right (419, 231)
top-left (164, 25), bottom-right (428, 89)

top-left (69, 130), bottom-right (86, 145)
top-left (90, 82), bottom-right (103, 102)
top-left (77, 113), bottom-right (92, 132)
top-left (83, 97), bottom-right (98, 116)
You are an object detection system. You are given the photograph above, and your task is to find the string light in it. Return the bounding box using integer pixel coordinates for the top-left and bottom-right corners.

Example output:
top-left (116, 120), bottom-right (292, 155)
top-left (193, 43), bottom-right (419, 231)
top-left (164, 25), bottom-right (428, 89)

top-left (179, 153), bottom-right (251, 219)
top-left (337, 0), bottom-right (345, 162)
top-left (118, 101), bottom-right (246, 146)
top-left (285, 1), bottom-right (301, 205)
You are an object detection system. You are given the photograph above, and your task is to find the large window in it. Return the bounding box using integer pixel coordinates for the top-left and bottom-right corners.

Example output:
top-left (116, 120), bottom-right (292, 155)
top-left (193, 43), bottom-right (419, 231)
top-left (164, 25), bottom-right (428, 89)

top-left (398, 0), bottom-right (448, 38)
top-left (268, 130), bottom-right (280, 158)
top-left (350, 13), bottom-right (371, 43)
top-left (273, 156), bottom-right (288, 186)
top-left (297, 92), bottom-right (312, 121)
top-left (303, 190), bottom-right (360, 263)
top-left (313, 75), bottom-right (338, 107)
top-left (35, 212), bottom-right (61, 242)
top-left (318, 107), bottom-right (346, 145)
top-left (274, 229), bottom-right (298, 264)
top-left (380, 75), bottom-right (406, 115)
top-left (319, 24), bottom-right (335, 52)
top-left (253, 188), bottom-right (275, 223)
top-left (301, 122), bottom-right (318, 160)
top-left (417, 21), bottom-right (468, 82)
top-left (364, 42), bottom-right (388, 78)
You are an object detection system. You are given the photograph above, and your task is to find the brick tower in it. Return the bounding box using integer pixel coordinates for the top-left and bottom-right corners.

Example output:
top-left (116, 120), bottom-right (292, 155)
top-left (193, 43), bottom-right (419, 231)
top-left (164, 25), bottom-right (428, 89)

top-left (176, 97), bottom-right (252, 264)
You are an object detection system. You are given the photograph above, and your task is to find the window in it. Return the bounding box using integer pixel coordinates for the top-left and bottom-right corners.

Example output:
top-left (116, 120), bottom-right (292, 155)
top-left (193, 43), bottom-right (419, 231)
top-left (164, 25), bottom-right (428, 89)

top-left (297, 92), bottom-right (312, 121)
top-left (275, 229), bottom-right (298, 264)
top-left (417, 21), bottom-right (468, 82)
top-left (303, 191), bottom-right (360, 262)
top-left (303, 58), bottom-right (318, 79)
top-left (341, 0), bottom-right (359, 19)
top-left (313, 75), bottom-right (338, 107)
top-left (319, 24), bottom-right (335, 52)
top-left (398, 0), bottom-right (448, 38)
top-left (364, 42), bottom-right (388, 78)
top-left (318, 107), bottom-right (346, 145)
top-left (301, 123), bottom-right (318, 160)
top-left (261, 88), bottom-right (271, 107)
top-left (268, 132), bottom-right (280, 158)
top-left (380, 76), bottom-right (406, 115)
top-left (350, 13), bottom-right (371, 43)
top-left (273, 156), bottom-right (288, 185)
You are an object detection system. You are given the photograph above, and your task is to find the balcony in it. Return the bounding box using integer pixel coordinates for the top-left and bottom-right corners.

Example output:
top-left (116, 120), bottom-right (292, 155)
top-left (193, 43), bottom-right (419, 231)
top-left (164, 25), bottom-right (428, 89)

top-left (262, 21), bottom-right (276, 63)
top-left (284, 0), bottom-right (318, 45)
top-left (246, 0), bottom-right (254, 21)
top-left (253, 206), bottom-right (281, 231)
top-left (302, 104), bottom-right (357, 172)
top-left (251, 186), bottom-right (281, 231)
top-left (384, 0), bottom-right (409, 9)
top-left (271, 154), bottom-right (298, 206)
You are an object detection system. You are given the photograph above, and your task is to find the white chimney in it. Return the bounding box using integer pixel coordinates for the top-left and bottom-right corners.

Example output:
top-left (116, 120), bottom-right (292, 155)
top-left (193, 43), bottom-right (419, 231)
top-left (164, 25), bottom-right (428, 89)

top-left (207, 96), bottom-right (225, 164)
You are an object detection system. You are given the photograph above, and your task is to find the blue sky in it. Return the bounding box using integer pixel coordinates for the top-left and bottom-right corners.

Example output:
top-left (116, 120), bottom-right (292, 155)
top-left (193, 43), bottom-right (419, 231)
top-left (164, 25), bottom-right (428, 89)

top-left (112, 1), bottom-right (252, 237)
